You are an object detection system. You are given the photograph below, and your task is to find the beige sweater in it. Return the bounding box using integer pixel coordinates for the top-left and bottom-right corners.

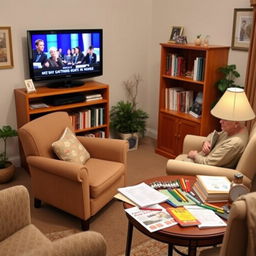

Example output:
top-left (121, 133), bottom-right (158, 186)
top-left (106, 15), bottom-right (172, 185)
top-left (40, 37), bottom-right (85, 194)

top-left (194, 128), bottom-right (249, 168)
top-left (177, 127), bottom-right (249, 168)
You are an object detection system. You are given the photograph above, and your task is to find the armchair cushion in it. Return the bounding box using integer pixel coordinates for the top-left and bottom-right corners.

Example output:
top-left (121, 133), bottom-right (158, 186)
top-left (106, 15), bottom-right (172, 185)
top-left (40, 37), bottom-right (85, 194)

top-left (52, 127), bottom-right (90, 164)
top-left (0, 186), bottom-right (107, 256)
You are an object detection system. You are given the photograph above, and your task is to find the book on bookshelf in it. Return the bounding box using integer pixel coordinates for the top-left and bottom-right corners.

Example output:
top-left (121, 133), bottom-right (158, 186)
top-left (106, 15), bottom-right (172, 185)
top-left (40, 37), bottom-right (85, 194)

top-left (166, 207), bottom-right (201, 227)
top-left (165, 87), bottom-right (193, 113)
top-left (125, 204), bottom-right (177, 232)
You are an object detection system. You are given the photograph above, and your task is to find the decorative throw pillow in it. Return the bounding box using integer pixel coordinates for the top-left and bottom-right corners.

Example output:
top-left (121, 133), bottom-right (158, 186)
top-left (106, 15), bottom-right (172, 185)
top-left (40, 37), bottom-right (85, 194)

top-left (52, 127), bottom-right (90, 164)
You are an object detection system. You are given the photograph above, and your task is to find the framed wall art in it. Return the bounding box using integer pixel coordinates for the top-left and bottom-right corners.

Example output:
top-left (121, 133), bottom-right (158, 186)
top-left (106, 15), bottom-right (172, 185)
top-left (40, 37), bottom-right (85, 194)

top-left (231, 8), bottom-right (253, 51)
top-left (0, 27), bottom-right (14, 69)
top-left (169, 26), bottom-right (184, 43)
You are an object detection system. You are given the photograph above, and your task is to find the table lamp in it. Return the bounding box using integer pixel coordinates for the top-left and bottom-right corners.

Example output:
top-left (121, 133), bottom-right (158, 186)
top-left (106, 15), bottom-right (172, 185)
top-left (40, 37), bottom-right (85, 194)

top-left (210, 87), bottom-right (255, 121)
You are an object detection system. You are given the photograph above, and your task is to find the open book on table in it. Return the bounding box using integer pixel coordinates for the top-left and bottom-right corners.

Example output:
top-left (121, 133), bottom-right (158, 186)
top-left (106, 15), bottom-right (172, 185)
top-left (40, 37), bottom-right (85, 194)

top-left (118, 182), bottom-right (169, 207)
top-left (125, 204), bottom-right (177, 232)
top-left (184, 205), bottom-right (227, 229)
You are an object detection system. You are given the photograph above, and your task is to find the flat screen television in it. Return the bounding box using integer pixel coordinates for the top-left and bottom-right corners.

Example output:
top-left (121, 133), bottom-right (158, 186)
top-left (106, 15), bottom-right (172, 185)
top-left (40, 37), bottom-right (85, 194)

top-left (27, 29), bottom-right (103, 87)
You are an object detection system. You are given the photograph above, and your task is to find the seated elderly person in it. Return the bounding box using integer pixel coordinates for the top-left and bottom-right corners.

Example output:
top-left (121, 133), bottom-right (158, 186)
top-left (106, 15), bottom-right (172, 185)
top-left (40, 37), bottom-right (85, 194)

top-left (176, 119), bottom-right (249, 168)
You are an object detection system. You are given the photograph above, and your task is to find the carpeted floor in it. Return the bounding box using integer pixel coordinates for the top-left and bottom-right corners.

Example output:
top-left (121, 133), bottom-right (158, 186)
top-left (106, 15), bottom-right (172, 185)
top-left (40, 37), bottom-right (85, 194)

top-left (1, 137), bottom-right (206, 256)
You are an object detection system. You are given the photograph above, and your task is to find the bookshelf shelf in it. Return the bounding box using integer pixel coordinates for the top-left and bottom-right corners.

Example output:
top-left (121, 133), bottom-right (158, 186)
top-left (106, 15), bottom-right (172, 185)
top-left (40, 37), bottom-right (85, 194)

top-left (156, 43), bottom-right (229, 159)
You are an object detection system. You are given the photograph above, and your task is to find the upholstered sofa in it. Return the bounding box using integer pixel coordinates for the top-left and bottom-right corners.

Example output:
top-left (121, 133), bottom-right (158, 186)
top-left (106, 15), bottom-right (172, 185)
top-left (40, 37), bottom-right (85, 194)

top-left (199, 191), bottom-right (256, 256)
top-left (166, 123), bottom-right (256, 190)
top-left (0, 185), bottom-right (107, 256)
top-left (18, 111), bottom-right (128, 230)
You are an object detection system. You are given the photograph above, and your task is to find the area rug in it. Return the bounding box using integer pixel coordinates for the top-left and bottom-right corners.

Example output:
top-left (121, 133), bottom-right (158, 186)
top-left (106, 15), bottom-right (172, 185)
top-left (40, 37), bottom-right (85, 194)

top-left (116, 239), bottom-right (219, 256)
top-left (45, 229), bottom-right (78, 241)
top-left (116, 239), bottom-right (189, 256)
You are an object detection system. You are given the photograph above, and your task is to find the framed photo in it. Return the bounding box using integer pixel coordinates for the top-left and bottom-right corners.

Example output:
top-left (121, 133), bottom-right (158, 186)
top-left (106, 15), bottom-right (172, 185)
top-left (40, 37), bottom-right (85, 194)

top-left (24, 79), bottom-right (36, 93)
top-left (169, 26), bottom-right (184, 43)
top-left (0, 27), bottom-right (14, 69)
top-left (231, 8), bottom-right (253, 51)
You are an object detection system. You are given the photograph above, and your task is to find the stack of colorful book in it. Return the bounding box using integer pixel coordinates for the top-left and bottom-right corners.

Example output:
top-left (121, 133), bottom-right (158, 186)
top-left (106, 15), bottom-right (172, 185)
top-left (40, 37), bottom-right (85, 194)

top-left (192, 175), bottom-right (231, 203)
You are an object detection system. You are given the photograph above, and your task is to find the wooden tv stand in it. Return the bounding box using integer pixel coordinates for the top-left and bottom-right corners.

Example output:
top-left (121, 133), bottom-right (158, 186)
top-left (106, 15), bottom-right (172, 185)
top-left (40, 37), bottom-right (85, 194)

top-left (14, 81), bottom-right (109, 167)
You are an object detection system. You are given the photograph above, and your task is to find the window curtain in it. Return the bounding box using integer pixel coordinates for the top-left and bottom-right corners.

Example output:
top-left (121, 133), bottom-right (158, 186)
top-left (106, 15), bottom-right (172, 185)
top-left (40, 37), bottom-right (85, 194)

top-left (245, 0), bottom-right (256, 130)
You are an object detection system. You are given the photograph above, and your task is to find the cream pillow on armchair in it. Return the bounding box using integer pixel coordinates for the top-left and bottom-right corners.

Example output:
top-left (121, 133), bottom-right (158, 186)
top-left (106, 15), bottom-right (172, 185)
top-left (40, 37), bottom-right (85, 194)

top-left (52, 127), bottom-right (90, 164)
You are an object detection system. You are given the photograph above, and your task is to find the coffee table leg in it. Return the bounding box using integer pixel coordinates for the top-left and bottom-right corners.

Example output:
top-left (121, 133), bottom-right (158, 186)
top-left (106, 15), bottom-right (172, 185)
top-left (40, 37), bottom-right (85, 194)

top-left (188, 246), bottom-right (197, 256)
top-left (168, 243), bottom-right (173, 256)
top-left (125, 221), bottom-right (134, 256)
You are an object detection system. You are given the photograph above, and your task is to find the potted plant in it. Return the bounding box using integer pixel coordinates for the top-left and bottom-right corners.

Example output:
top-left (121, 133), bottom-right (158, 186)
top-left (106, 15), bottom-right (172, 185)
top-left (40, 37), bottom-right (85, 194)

top-left (0, 125), bottom-right (18, 183)
top-left (215, 64), bottom-right (241, 94)
top-left (110, 75), bottom-right (149, 150)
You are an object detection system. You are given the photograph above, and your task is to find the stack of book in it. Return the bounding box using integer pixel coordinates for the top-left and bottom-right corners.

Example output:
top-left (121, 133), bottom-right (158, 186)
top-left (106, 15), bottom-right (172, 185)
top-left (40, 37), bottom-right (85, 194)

top-left (192, 175), bottom-right (231, 203)
top-left (85, 94), bottom-right (103, 101)
top-left (164, 87), bottom-right (193, 113)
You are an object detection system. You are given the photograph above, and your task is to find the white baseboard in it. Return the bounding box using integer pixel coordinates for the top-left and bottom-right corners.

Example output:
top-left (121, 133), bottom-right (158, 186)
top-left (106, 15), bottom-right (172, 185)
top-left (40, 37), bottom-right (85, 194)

top-left (145, 128), bottom-right (157, 139)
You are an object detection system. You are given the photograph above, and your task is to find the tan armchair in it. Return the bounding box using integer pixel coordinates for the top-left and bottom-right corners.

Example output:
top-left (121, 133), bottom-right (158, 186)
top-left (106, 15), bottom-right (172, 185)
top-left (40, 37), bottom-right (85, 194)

top-left (166, 123), bottom-right (256, 190)
top-left (18, 111), bottom-right (128, 230)
top-left (0, 185), bottom-right (107, 256)
top-left (199, 192), bottom-right (256, 256)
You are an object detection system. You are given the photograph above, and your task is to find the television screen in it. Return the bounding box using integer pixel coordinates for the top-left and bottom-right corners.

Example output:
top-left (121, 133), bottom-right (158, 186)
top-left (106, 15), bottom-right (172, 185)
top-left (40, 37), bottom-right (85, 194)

top-left (27, 29), bottom-right (103, 87)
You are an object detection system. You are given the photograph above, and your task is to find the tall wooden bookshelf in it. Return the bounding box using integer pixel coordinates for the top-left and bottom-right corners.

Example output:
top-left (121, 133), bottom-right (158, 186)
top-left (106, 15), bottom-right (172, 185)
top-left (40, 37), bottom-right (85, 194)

top-left (156, 43), bottom-right (229, 159)
top-left (15, 81), bottom-right (109, 166)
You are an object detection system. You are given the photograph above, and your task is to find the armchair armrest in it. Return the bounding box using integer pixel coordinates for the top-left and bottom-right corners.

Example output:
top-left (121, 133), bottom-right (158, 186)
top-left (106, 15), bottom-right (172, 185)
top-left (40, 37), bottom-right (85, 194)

top-left (166, 159), bottom-right (251, 188)
top-left (0, 186), bottom-right (31, 242)
top-left (52, 231), bottom-right (107, 256)
top-left (182, 135), bottom-right (206, 154)
top-left (78, 137), bottom-right (128, 163)
top-left (27, 156), bottom-right (89, 182)
top-left (26, 231), bottom-right (107, 256)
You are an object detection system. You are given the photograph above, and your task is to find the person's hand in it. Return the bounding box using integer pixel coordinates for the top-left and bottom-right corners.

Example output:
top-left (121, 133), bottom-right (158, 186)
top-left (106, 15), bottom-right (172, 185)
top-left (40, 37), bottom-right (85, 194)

top-left (202, 140), bottom-right (211, 155)
top-left (188, 150), bottom-right (198, 160)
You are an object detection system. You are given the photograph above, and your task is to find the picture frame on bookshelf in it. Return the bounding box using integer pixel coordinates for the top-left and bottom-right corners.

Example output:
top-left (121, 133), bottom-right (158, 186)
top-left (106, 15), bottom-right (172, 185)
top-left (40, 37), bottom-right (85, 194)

top-left (169, 26), bottom-right (184, 43)
top-left (231, 8), bottom-right (253, 51)
top-left (24, 79), bottom-right (36, 93)
top-left (0, 27), bottom-right (14, 69)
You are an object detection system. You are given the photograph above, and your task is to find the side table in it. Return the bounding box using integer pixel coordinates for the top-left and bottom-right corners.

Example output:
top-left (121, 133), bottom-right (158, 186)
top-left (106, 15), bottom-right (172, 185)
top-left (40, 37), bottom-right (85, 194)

top-left (123, 175), bottom-right (226, 256)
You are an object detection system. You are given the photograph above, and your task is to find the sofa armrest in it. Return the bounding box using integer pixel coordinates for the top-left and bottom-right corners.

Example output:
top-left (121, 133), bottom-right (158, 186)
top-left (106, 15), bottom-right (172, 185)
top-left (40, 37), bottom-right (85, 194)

top-left (0, 186), bottom-right (31, 242)
top-left (52, 231), bottom-right (107, 256)
top-left (78, 136), bottom-right (128, 163)
top-left (25, 231), bottom-right (107, 256)
top-left (166, 159), bottom-right (251, 188)
top-left (27, 156), bottom-right (89, 182)
top-left (219, 200), bottom-right (247, 256)
top-left (182, 135), bottom-right (206, 154)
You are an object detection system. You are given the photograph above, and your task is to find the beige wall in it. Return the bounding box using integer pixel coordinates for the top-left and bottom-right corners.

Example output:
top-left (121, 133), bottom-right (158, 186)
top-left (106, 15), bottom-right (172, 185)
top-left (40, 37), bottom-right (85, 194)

top-left (0, 0), bottom-right (251, 164)
top-left (147, 0), bottom-right (251, 138)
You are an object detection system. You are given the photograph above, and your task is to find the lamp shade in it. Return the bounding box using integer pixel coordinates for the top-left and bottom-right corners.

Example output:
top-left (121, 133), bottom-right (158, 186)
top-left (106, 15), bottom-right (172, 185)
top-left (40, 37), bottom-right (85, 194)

top-left (210, 87), bottom-right (255, 121)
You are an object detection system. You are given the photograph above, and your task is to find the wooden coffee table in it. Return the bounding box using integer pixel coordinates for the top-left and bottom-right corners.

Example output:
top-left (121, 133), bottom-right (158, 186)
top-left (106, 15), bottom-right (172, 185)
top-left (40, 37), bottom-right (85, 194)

top-left (123, 176), bottom-right (226, 256)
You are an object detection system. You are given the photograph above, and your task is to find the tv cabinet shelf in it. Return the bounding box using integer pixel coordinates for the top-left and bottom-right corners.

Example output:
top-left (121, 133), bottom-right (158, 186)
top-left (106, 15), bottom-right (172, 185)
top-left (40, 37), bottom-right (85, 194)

top-left (15, 81), bottom-right (109, 136)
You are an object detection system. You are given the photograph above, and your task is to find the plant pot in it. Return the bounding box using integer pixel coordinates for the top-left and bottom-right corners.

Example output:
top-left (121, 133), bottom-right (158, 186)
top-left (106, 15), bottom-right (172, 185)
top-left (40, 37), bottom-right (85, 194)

top-left (119, 133), bottom-right (139, 151)
top-left (0, 162), bottom-right (15, 183)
